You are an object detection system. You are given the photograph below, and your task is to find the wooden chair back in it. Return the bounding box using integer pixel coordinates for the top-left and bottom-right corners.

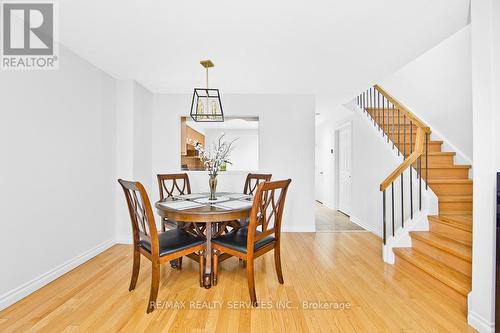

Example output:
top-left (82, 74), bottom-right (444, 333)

top-left (118, 179), bottom-right (160, 257)
top-left (243, 173), bottom-right (272, 195)
top-left (157, 173), bottom-right (191, 200)
top-left (247, 179), bottom-right (291, 251)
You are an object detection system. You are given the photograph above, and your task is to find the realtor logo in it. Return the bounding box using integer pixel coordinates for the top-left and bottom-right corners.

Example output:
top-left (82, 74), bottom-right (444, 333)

top-left (1, 1), bottom-right (58, 70)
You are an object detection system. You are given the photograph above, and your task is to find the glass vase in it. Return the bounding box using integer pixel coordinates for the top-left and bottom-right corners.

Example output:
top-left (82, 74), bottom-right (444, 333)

top-left (209, 174), bottom-right (217, 200)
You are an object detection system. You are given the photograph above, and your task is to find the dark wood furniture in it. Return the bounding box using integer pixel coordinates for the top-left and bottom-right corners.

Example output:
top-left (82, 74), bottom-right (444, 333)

top-left (157, 173), bottom-right (191, 232)
top-left (155, 194), bottom-right (252, 288)
top-left (118, 179), bottom-right (205, 313)
top-left (212, 179), bottom-right (291, 306)
top-left (243, 173), bottom-right (272, 195)
top-left (237, 173), bottom-right (272, 229)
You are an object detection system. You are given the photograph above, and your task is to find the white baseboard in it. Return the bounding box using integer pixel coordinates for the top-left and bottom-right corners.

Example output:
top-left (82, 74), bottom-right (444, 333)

top-left (0, 239), bottom-right (115, 312)
top-left (116, 234), bottom-right (133, 244)
top-left (468, 310), bottom-right (495, 333)
top-left (349, 215), bottom-right (382, 238)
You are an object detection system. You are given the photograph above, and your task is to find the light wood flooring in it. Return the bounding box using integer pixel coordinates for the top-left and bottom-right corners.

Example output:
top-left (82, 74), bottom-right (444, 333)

top-left (315, 202), bottom-right (366, 232)
top-left (0, 233), bottom-right (476, 332)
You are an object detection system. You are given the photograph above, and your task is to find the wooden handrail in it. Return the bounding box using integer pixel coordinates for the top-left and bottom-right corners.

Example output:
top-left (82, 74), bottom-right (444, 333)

top-left (358, 84), bottom-right (432, 242)
top-left (380, 128), bottom-right (425, 191)
top-left (374, 85), bottom-right (430, 191)
top-left (374, 84), bottom-right (430, 133)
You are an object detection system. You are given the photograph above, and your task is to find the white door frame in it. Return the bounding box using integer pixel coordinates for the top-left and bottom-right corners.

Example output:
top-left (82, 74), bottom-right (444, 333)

top-left (335, 121), bottom-right (352, 216)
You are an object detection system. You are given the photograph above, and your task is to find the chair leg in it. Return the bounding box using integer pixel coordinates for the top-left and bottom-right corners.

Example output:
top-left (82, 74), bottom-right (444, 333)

top-left (246, 260), bottom-right (257, 306)
top-left (212, 250), bottom-right (219, 286)
top-left (129, 248), bottom-right (141, 291)
top-left (147, 262), bottom-right (160, 314)
top-left (176, 257), bottom-right (183, 270)
top-left (161, 218), bottom-right (166, 232)
top-left (199, 250), bottom-right (205, 288)
top-left (274, 244), bottom-right (284, 284)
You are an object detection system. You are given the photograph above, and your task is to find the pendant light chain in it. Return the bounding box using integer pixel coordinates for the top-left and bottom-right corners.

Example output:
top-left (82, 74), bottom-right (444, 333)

top-left (206, 66), bottom-right (209, 117)
top-left (206, 66), bottom-right (209, 90)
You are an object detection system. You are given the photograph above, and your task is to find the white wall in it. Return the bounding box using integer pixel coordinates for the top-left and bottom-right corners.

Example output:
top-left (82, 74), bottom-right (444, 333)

top-left (204, 129), bottom-right (259, 172)
top-left (0, 46), bottom-right (117, 310)
top-left (133, 82), bottom-right (153, 192)
top-left (115, 81), bottom-right (134, 240)
top-left (348, 111), bottom-right (401, 235)
top-left (468, 1), bottom-right (500, 331)
top-left (152, 94), bottom-right (315, 232)
top-left (115, 81), bottom-right (154, 241)
top-left (380, 25), bottom-right (472, 164)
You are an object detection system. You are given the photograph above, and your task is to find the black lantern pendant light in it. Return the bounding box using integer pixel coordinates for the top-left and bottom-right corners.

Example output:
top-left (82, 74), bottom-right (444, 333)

top-left (190, 60), bottom-right (224, 122)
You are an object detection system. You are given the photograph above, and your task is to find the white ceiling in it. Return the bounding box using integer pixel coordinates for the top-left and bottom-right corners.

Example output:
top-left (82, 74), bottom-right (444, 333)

top-left (59, 0), bottom-right (469, 106)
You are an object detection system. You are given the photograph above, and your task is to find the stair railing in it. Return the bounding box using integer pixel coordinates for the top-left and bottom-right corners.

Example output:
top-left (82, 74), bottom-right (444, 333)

top-left (356, 85), bottom-right (430, 245)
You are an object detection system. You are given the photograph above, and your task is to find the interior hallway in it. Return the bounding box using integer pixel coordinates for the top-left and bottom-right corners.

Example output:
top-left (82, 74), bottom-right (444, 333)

top-left (315, 202), bottom-right (366, 232)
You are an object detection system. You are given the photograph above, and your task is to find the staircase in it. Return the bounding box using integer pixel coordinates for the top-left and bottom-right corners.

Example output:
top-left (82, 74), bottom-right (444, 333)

top-left (357, 85), bottom-right (472, 311)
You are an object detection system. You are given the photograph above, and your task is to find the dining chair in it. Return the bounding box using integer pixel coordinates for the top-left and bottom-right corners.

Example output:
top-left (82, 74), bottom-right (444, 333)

top-left (235, 173), bottom-right (273, 230)
top-left (157, 173), bottom-right (192, 232)
top-left (243, 173), bottom-right (272, 195)
top-left (118, 179), bottom-right (205, 313)
top-left (212, 179), bottom-right (291, 306)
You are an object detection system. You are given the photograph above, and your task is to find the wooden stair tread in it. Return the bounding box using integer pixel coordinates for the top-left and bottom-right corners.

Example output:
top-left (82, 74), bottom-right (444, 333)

top-left (393, 248), bottom-right (471, 296)
top-left (381, 123), bottom-right (417, 126)
top-left (404, 152), bottom-right (456, 161)
top-left (429, 215), bottom-right (472, 232)
top-left (438, 196), bottom-right (472, 202)
top-left (426, 152), bottom-right (456, 156)
top-left (439, 211), bottom-right (473, 216)
top-left (420, 165), bottom-right (471, 169)
top-left (398, 141), bottom-right (443, 145)
top-left (427, 179), bottom-right (472, 184)
top-left (366, 89), bottom-right (474, 303)
top-left (440, 213), bottom-right (472, 223)
top-left (386, 128), bottom-right (424, 133)
top-left (428, 215), bottom-right (472, 246)
top-left (410, 231), bottom-right (471, 262)
top-left (398, 141), bottom-right (443, 146)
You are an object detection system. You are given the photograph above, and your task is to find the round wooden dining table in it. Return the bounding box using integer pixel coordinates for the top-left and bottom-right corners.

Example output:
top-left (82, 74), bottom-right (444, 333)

top-left (155, 193), bottom-right (252, 289)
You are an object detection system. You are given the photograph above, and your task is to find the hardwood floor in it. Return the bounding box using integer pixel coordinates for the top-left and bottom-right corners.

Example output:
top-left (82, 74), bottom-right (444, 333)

top-left (0, 233), bottom-right (476, 332)
top-left (315, 202), bottom-right (365, 232)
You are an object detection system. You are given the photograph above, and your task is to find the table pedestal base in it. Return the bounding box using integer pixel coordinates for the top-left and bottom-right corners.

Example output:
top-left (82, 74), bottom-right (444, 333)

top-left (203, 274), bottom-right (212, 289)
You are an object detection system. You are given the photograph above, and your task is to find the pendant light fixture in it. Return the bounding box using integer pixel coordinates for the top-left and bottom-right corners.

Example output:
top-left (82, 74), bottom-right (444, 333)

top-left (190, 60), bottom-right (224, 122)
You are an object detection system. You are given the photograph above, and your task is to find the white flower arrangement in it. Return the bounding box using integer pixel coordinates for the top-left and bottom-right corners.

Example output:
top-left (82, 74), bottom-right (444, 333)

top-left (189, 134), bottom-right (237, 176)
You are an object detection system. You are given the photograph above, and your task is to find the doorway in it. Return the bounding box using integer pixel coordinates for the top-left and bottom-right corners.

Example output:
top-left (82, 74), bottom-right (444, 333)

top-left (314, 119), bottom-right (363, 232)
top-left (337, 122), bottom-right (352, 216)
